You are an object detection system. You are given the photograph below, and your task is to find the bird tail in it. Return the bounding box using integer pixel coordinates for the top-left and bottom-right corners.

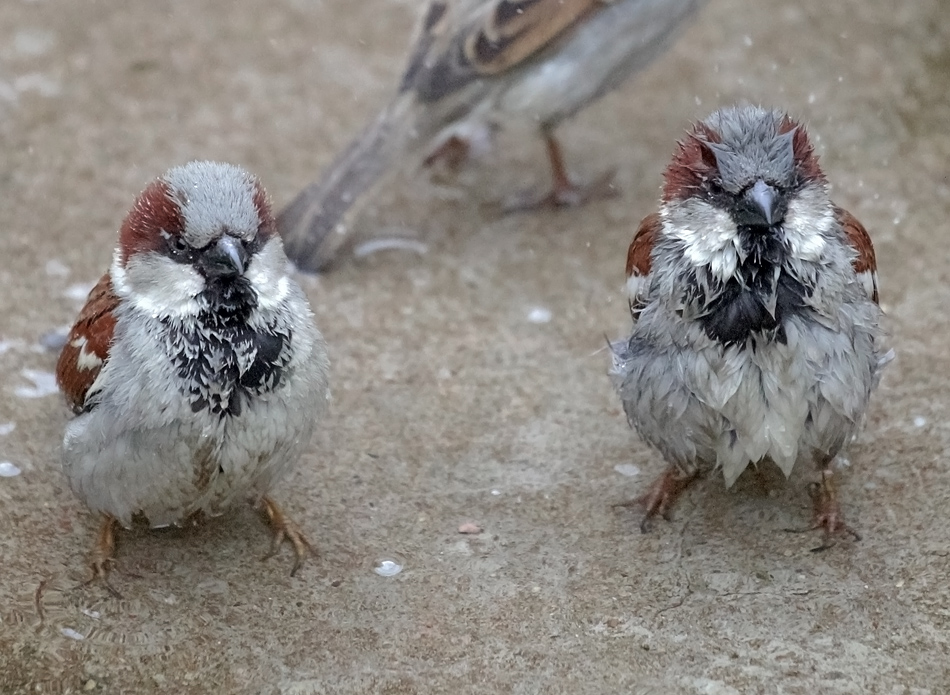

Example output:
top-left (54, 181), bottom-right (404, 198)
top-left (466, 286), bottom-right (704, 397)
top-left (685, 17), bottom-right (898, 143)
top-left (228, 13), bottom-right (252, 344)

top-left (277, 96), bottom-right (414, 273)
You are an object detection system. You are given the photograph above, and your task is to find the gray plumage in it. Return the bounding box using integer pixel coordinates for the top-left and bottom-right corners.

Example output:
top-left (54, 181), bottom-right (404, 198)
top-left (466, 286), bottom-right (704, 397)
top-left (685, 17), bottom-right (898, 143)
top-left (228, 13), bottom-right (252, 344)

top-left (611, 106), bottom-right (887, 492)
top-left (163, 161), bottom-right (263, 249)
top-left (702, 107), bottom-right (798, 192)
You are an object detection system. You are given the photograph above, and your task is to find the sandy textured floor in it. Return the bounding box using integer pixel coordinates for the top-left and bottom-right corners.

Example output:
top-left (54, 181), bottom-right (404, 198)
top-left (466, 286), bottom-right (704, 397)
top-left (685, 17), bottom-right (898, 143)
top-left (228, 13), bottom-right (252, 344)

top-left (1, 0), bottom-right (948, 693)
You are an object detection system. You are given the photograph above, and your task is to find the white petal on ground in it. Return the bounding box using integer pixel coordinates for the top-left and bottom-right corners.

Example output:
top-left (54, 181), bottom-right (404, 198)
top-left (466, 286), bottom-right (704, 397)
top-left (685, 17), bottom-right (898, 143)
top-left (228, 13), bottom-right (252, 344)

top-left (14, 369), bottom-right (59, 398)
top-left (527, 307), bottom-right (552, 324)
top-left (0, 462), bottom-right (22, 477)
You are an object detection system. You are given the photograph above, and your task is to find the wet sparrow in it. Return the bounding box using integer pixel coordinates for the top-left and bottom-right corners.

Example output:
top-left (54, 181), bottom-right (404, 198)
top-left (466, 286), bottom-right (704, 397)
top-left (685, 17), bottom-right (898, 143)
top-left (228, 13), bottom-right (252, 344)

top-left (57, 161), bottom-right (330, 592)
top-left (610, 105), bottom-right (888, 549)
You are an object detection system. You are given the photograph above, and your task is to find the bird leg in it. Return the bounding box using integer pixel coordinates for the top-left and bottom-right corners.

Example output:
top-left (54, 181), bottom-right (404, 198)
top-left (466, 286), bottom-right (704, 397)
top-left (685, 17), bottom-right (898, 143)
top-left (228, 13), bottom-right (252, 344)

top-left (808, 467), bottom-right (861, 552)
top-left (82, 514), bottom-right (122, 598)
top-left (257, 495), bottom-right (316, 576)
top-left (503, 131), bottom-right (618, 212)
top-left (615, 466), bottom-right (698, 533)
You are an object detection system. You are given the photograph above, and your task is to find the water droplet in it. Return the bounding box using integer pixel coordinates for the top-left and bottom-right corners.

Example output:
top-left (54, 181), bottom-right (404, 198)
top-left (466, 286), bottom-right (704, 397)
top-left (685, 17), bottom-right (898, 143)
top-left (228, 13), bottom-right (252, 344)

top-left (45, 259), bottom-right (70, 277)
top-left (490, 489), bottom-right (501, 496)
top-left (613, 463), bottom-right (640, 477)
top-left (64, 282), bottom-right (95, 302)
top-left (913, 416), bottom-right (927, 428)
top-left (14, 73), bottom-right (61, 97)
top-left (0, 462), bottom-right (22, 477)
top-left (0, 422), bottom-right (14, 437)
top-left (39, 327), bottom-right (69, 352)
top-left (526, 307), bottom-right (552, 324)
top-left (373, 559), bottom-right (403, 577)
top-left (60, 627), bottom-right (85, 640)
top-left (14, 29), bottom-right (56, 58)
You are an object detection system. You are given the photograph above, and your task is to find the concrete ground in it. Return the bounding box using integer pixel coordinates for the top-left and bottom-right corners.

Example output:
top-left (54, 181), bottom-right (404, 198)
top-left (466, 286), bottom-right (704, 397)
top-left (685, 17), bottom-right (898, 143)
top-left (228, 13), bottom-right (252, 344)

top-left (1, 0), bottom-right (948, 693)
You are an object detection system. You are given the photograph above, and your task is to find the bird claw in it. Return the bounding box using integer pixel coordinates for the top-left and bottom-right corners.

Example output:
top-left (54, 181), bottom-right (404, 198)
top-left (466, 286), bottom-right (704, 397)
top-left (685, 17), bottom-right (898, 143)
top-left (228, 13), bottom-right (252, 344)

top-left (75, 514), bottom-right (124, 598)
top-left (808, 512), bottom-right (862, 553)
top-left (783, 474), bottom-right (861, 551)
top-left (80, 558), bottom-right (123, 599)
top-left (500, 168), bottom-right (618, 213)
top-left (809, 473), bottom-right (861, 551)
top-left (258, 496), bottom-right (317, 577)
top-left (614, 468), bottom-right (696, 534)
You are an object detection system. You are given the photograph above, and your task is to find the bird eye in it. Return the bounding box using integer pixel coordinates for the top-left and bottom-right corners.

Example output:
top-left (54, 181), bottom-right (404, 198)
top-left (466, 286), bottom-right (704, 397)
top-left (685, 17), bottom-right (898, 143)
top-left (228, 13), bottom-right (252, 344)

top-left (164, 234), bottom-right (190, 259)
top-left (243, 236), bottom-right (261, 256)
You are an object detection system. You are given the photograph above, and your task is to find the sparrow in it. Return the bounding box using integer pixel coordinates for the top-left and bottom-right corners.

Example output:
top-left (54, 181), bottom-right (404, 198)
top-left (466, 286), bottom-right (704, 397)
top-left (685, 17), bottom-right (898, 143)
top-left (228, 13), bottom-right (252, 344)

top-left (278, 0), bottom-right (706, 272)
top-left (609, 105), bottom-right (889, 549)
top-left (56, 161), bottom-right (330, 592)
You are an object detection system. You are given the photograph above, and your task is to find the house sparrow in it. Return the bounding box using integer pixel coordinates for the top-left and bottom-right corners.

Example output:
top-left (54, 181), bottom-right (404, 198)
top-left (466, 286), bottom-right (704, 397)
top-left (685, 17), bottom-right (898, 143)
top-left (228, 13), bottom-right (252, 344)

top-left (56, 161), bottom-right (330, 592)
top-left (609, 105), bottom-right (888, 549)
top-left (279, 0), bottom-right (706, 272)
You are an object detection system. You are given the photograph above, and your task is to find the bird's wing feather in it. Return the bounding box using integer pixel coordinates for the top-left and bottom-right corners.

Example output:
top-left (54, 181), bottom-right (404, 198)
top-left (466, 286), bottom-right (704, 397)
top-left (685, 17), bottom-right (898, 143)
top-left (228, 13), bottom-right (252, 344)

top-left (835, 206), bottom-right (879, 304)
top-left (403, 0), bottom-right (611, 101)
top-left (56, 272), bottom-right (119, 413)
top-left (625, 212), bottom-right (661, 320)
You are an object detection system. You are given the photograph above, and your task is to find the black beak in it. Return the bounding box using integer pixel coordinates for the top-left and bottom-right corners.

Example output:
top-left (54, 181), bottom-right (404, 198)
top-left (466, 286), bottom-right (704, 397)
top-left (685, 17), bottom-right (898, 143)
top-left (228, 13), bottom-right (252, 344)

top-left (746, 179), bottom-right (780, 227)
top-left (200, 236), bottom-right (248, 279)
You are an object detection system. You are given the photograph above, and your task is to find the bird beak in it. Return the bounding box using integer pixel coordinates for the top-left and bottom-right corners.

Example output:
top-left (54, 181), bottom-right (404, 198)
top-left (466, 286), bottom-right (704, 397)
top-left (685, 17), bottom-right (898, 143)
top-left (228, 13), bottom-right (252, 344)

top-left (747, 179), bottom-right (779, 226)
top-left (201, 236), bottom-right (248, 278)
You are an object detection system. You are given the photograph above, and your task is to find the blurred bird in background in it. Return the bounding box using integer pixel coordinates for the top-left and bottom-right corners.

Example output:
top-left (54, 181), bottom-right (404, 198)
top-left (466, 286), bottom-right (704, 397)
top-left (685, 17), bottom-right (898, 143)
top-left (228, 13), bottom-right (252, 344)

top-left (279, 0), bottom-right (707, 272)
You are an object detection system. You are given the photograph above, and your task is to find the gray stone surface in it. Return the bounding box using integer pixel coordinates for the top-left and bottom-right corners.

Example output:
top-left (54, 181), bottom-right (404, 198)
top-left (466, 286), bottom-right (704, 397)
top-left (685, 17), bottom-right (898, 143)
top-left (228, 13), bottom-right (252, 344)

top-left (1, 0), bottom-right (948, 693)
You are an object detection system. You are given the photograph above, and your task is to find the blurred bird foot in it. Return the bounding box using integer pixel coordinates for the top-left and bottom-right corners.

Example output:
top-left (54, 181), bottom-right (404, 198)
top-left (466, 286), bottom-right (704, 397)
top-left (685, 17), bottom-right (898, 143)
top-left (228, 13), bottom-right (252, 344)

top-left (258, 495), bottom-right (316, 576)
top-left (80, 514), bottom-right (123, 598)
top-left (502, 133), bottom-right (618, 212)
top-left (807, 471), bottom-right (861, 552)
top-left (615, 467), bottom-right (697, 533)
top-left (502, 169), bottom-right (618, 212)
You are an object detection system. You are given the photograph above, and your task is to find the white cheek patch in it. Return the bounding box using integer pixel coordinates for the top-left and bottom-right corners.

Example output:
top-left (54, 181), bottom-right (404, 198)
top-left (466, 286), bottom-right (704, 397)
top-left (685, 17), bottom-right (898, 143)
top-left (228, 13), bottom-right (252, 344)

top-left (662, 201), bottom-right (739, 282)
top-left (783, 186), bottom-right (831, 261)
top-left (245, 238), bottom-right (291, 311)
top-left (112, 249), bottom-right (203, 318)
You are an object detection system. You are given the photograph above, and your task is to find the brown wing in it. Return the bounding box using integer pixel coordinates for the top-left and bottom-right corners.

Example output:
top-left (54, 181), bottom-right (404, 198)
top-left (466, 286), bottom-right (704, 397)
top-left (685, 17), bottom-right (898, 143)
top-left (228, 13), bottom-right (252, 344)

top-left (56, 272), bottom-right (119, 413)
top-left (403, 0), bottom-right (608, 102)
top-left (625, 212), bottom-right (660, 320)
top-left (835, 206), bottom-right (879, 304)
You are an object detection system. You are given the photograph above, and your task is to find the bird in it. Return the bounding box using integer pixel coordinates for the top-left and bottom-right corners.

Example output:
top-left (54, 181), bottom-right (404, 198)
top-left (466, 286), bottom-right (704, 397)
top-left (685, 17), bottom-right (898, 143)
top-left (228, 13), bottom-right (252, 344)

top-left (609, 105), bottom-right (889, 549)
top-left (56, 161), bottom-right (330, 593)
top-left (278, 0), bottom-right (706, 272)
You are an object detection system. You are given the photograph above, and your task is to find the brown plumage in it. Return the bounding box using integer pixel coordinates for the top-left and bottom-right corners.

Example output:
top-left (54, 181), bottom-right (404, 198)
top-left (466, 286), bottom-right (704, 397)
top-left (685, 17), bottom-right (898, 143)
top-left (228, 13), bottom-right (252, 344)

top-left (56, 273), bottom-right (118, 414)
